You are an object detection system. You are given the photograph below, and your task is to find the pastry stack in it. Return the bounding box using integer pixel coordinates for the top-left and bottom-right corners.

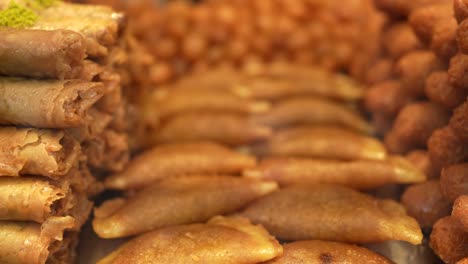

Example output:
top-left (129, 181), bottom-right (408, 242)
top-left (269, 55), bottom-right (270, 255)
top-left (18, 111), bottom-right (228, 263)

top-left (92, 65), bottom-right (426, 263)
top-left (0, 1), bottom-right (128, 263)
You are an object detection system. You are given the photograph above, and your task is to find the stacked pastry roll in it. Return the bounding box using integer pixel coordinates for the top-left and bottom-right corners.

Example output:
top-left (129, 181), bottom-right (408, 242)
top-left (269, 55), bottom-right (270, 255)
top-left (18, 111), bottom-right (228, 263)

top-left (92, 65), bottom-right (425, 263)
top-left (0, 1), bottom-right (128, 263)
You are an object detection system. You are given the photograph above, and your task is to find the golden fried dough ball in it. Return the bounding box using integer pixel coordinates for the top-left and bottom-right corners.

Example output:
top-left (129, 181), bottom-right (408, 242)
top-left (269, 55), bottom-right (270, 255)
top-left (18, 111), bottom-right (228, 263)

top-left (265, 240), bottom-right (393, 264)
top-left (105, 142), bottom-right (256, 190)
top-left (430, 216), bottom-right (468, 264)
top-left (425, 71), bottom-right (468, 109)
top-left (428, 126), bottom-right (468, 172)
top-left (406, 150), bottom-right (438, 179)
top-left (409, 3), bottom-right (454, 44)
top-left (401, 180), bottom-right (452, 228)
top-left (243, 156), bottom-right (425, 189)
top-left (453, 195), bottom-right (468, 232)
top-left (364, 59), bottom-right (394, 85)
top-left (449, 101), bottom-right (468, 141)
top-left (384, 102), bottom-right (450, 154)
top-left (383, 23), bottom-right (422, 59)
top-left (239, 184), bottom-right (422, 244)
top-left (457, 19), bottom-right (468, 54)
top-left (431, 18), bottom-right (458, 61)
top-left (448, 53), bottom-right (468, 89)
top-left (440, 163), bottom-right (468, 202)
top-left (94, 176), bottom-right (277, 238)
top-left (252, 126), bottom-right (387, 161)
top-left (97, 216), bottom-right (283, 264)
top-left (396, 51), bottom-right (445, 96)
top-left (454, 0), bottom-right (468, 23)
top-left (365, 80), bottom-right (413, 117)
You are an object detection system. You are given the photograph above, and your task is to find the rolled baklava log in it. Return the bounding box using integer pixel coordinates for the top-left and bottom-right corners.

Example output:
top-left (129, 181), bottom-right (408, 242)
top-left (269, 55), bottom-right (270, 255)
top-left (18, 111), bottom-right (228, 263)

top-left (0, 77), bottom-right (105, 128)
top-left (31, 2), bottom-right (124, 58)
top-left (0, 216), bottom-right (75, 264)
top-left (0, 29), bottom-right (86, 79)
top-left (0, 127), bottom-right (80, 178)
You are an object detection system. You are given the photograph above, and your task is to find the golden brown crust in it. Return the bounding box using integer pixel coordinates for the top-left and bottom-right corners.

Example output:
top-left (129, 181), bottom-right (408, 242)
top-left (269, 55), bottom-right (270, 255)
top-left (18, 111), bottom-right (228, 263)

top-left (401, 180), bottom-right (452, 228)
top-left (105, 142), bottom-right (256, 190)
top-left (428, 126), bottom-right (468, 172)
top-left (384, 102), bottom-right (450, 154)
top-left (97, 216), bottom-right (282, 264)
top-left (452, 195), bottom-right (468, 232)
top-left (152, 112), bottom-right (272, 146)
top-left (430, 216), bottom-right (468, 264)
top-left (243, 156), bottom-right (425, 189)
top-left (383, 23), bottom-right (423, 59)
top-left (440, 163), bottom-right (468, 202)
top-left (252, 97), bottom-right (372, 133)
top-left (0, 216), bottom-right (75, 264)
top-left (425, 71), bottom-right (468, 109)
top-left (252, 126), bottom-right (387, 161)
top-left (0, 29), bottom-right (85, 79)
top-left (265, 240), bottom-right (393, 264)
top-left (240, 184), bottom-right (423, 244)
top-left (409, 3), bottom-right (454, 44)
top-left (0, 78), bottom-right (105, 128)
top-left (94, 176), bottom-right (277, 238)
top-left (0, 128), bottom-right (80, 177)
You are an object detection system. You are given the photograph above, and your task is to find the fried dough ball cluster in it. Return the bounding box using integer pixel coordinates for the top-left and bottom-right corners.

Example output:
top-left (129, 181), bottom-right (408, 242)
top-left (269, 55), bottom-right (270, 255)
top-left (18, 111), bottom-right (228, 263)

top-left (368, 1), bottom-right (468, 263)
top-left (81, 0), bottom-right (384, 84)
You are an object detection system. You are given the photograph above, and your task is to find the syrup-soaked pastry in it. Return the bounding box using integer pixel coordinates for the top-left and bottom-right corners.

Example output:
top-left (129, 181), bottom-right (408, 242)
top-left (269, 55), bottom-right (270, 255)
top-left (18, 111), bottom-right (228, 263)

top-left (0, 177), bottom-right (66, 223)
top-left (428, 126), bottom-right (468, 172)
top-left (231, 72), bottom-right (364, 101)
top-left (430, 216), bottom-right (468, 264)
top-left (406, 150), bottom-right (437, 179)
top-left (0, 77), bottom-right (104, 128)
top-left (365, 80), bottom-right (413, 117)
top-left (94, 176), bottom-right (277, 238)
top-left (395, 50), bottom-right (445, 97)
top-left (431, 18), bottom-right (458, 61)
top-left (425, 71), bottom-right (468, 109)
top-left (440, 163), bottom-right (468, 202)
top-left (243, 156), bottom-right (425, 189)
top-left (264, 240), bottom-right (393, 264)
top-left (409, 3), bottom-right (454, 44)
top-left (384, 102), bottom-right (450, 154)
top-left (151, 112), bottom-right (272, 146)
top-left (239, 184), bottom-right (422, 244)
top-left (449, 100), bottom-right (468, 141)
top-left (0, 216), bottom-right (75, 264)
top-left (0, 127), bottom-right (80, 178)
top-left (31, 2), bottom-right (124, 58)
top-left (97, 216), bottom-right (283, 264)
top-left (382, 23), bottom-right (422, 59)
top-left (0, 29), bottom-right (86, 79)
top-left (147, 88), bottom-right (270, 119)
top-left (452, 195), bottom-right (468, 231)
top-left (252, 97), bottom-right (372, 133)
top-left (105, 142), bottom-right (256, 190)
top-left (401, 180), bottom-right (452, 228)
top-left (252, 126), bottom-right (386, 161)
